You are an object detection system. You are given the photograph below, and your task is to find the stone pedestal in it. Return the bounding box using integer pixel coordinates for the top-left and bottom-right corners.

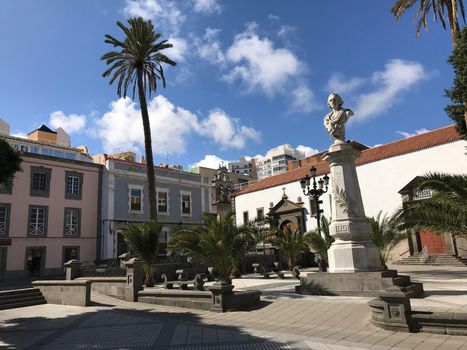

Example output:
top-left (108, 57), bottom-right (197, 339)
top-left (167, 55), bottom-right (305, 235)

top-left (124, 258), bottom-right (143, 302)
top-left (208, 282), bottom-right (234, 313)
top-left (323, 141), bottom-right (381, 272)
top-left (369, 286), bottom-right (414, 332)
top-left (64, 259), bottom-right (81, 280)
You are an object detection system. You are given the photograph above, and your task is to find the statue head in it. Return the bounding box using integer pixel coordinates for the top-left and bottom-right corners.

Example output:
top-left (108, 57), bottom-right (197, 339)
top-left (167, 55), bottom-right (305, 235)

top-left (327, 93), bottom-right (343, 109)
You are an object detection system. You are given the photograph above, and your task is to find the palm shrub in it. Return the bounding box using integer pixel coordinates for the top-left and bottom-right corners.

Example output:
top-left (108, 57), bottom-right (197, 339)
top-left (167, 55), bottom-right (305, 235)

top-left (102, 17), bottom-right (176, 222)
top-left (123, 221), bottom-right (162, 287)
top-left (368, 211), bottom-right (406, 266)
top-left (269, 226), bottom-right (306, 270)
top-left (304, 216), bottom-right (334, 263)
top-left (397, 173), bottom-right (467, 236)
top-left (168, 212), bottom-right (255, 284)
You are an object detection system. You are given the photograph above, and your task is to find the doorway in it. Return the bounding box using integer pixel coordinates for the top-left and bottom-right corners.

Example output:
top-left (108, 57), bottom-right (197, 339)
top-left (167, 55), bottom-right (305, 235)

top-left (25, 247), bottom-right (46, 277)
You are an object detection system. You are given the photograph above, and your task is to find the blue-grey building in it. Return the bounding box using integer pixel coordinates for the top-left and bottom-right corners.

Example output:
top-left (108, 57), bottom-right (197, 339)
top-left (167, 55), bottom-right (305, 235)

top-left (99, 157), bottom-right (212, 260)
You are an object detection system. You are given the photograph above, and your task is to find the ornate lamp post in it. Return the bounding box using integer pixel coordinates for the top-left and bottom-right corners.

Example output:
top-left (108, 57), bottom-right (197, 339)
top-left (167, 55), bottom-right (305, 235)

top-left (300, 166), bottom-right (330, 271)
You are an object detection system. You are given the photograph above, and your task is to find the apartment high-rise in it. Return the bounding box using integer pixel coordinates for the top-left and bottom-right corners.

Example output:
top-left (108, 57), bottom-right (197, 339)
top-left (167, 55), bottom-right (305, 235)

top-left (255, 144), bottom-right (305, 180)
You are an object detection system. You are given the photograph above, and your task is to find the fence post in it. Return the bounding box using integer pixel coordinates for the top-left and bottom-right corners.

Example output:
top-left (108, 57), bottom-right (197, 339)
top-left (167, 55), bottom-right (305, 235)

top-left (124, 258), bottom-right (143, 302)
top-left (64, 259), bottom-right (81, 280)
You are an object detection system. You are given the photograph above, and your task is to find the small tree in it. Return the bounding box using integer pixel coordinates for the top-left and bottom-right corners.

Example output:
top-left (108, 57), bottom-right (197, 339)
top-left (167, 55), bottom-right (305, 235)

top-left (368, 211), bottom-right (406, 266)
top-left (0, 138), bottom-right (22, 185)
top-left (304, 217), bottom-right (334, 264)
top-left (123, 221), bottom-right (162, 287)
top-left (169, 212), bottom-right (255, 284)
top-left (445, 27), bottom-right (467, 139)
top-left (269, 226), bottom-right (305, 270)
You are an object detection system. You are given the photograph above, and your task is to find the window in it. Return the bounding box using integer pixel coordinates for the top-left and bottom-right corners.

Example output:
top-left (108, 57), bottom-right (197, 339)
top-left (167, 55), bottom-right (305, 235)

top-left (243, 211), bottom-right (249, 223)
top-left (0, 204), bottom-right (11, 236)
top-left (63, 247), bottom-right (80, 264)
top-left (128, 185), bottom-right (143, 213)
top-left (413, 188), bottom-right (432, 201)
top-left (30, 167), bottom-right (51, 197)
top-left (42, 148), bottom-right (54, 156)
top-left (65, 171), bottom-right (83, 200)
top-left (158, 231), bottom-right (168, 257)
top-left (64, 208), bottom-right (80, 236)
top-left (256, 208), bottom-right (264, 220)
top-left (180, 191), bottom-right (192, 216)
top-left (157, 190), bottom-right (169, 214)
top-left (28, 206), bottom-right (48, 236)
top-left (0, 178), bottom-right (13, 194)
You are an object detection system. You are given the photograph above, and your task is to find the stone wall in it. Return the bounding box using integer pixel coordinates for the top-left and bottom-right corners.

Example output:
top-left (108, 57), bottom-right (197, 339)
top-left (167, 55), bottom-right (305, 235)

top-left (32, 280), bottom-right (91, 306)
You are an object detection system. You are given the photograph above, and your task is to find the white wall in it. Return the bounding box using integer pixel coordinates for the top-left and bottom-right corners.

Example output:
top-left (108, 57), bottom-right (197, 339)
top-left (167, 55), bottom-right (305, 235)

top-left (235, 140), bottom-right (467, 231)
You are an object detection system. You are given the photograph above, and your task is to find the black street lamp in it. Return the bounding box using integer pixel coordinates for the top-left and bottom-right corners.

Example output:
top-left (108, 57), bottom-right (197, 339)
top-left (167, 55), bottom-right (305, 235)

top-left (300, 165), bottom-right (330, 271)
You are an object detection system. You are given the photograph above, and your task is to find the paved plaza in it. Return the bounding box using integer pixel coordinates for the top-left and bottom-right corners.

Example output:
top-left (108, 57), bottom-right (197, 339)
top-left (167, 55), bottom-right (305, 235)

top-left (1, 265), bottom-right (467, 349)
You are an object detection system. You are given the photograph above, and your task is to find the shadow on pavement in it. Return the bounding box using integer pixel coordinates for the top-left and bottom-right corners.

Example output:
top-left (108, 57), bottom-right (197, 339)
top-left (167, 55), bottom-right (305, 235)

top-left (0, 305), bottom-right (295, 350)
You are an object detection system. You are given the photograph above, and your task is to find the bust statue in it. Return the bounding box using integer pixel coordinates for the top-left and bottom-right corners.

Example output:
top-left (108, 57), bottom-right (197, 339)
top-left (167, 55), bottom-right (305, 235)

top-left (323, 93), bottom-right (353, 142)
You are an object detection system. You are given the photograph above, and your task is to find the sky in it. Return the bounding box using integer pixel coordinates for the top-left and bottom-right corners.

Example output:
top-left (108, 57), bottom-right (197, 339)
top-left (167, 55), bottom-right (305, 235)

top-left (0, 0), bottom-right (457, 169)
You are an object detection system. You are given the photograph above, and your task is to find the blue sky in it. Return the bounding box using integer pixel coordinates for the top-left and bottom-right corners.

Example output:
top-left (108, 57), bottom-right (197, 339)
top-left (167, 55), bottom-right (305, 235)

top-left (0, 0), bottom-right (456, 169)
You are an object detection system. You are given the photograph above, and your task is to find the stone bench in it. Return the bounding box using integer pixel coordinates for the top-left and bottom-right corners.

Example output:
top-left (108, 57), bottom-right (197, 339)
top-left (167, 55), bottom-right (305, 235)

top-left (252, 263), bottom-right (300, 279)
top-left (162, 273), bottom-right (206, 291)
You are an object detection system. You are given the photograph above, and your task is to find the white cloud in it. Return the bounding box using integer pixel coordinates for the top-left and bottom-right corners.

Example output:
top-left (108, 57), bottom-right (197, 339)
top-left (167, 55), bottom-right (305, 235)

top-left (192, 0), bottom-right (221, 14)
top-left (396, 128), bottom-right (430, 138)
top-left (189, 154), bottom-right (229, 169)
top-left (49, 111), bottom-right (86, 134)
top-left (199, 109), bottom-right (261, 149)
top-left (327, 73), bottom-right (365, 95)
top-left (196, 28), bottom-right (225, 65)
top-left (11, 131), bottom-right (27, 139)
top-left (224, 24), bottom-right (303, 97)
top-left (123, 0), bottom-right (186, 34)
top-left (353, 59), bottom-right (427, 121)
top-left (268, 14), bottom-right (280, 20)
top-left (290, 85), bottom-right (318, 113)
top-left (93, 96), bottom-right (260, 155)
top-left (277, 25), bottom-right (296, 40)
top-left (166, 36), bottom-right (187, 62)
top-left (296, 145), bottom-right (319, 157)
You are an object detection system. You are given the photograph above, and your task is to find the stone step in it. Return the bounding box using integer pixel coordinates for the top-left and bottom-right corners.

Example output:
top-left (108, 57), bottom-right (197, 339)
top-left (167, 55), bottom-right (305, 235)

top-left (0, 288), bottom-right (46, 309)
top-left (0, 289), bottom-right (42, 301)
top-left (395, 254), bottom-right (467, 266)
top-left (0, 299), bottom-right (46, 310)
top-left (0, 295), bottom-right (45, 305)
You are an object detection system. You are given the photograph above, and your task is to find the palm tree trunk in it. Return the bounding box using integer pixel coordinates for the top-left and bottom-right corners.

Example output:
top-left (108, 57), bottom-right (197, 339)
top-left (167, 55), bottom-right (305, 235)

top-left (448, 0), bottom-right (458, 47)
top-left (137, 68), bottom-right (158, 222)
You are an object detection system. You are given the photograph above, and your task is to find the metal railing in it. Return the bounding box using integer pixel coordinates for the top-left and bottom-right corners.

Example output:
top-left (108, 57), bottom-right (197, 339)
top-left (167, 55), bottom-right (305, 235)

top-left (419, 246), bottom-right (429, 265)
top-left (79, 258), bottom-right (125, 277)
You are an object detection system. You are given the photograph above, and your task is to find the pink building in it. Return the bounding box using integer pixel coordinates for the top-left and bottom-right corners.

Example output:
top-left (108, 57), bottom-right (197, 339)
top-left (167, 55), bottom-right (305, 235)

top-left (0, 122), bottom-right (101, 280)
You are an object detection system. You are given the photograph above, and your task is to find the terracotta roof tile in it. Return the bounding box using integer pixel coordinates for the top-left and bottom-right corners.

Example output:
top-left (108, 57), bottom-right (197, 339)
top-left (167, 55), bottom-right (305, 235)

top-left (233, 124), bottom-right (462, 197)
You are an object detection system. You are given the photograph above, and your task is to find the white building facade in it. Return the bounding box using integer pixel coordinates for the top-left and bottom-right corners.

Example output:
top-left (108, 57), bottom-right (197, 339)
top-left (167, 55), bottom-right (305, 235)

top-left (255, 144), bottom-right (305, 180)
top-left (234, 125), bottom-right (466, 261)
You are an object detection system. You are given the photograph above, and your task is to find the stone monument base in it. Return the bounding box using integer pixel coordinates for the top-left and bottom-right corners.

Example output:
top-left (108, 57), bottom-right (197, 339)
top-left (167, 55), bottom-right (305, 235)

top-left (327, 240), bottom-right (382, 273)
top-left (296, 270), bottom-right (423, 298)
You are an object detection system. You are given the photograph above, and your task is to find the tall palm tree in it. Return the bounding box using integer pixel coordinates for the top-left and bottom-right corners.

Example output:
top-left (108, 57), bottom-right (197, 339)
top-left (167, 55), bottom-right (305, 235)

top-left (391, 0), bottom-right (465, 46)
top-left (102, 17), bottom-right (176, 221)
top-left (123, 221), bottom-right (162, 287)
top-left (168, 212), bottom-right (255, 284)
top-left (368, 211), bottom-right (406, 266)
top-left (397, 173), bottom-right (467, 236)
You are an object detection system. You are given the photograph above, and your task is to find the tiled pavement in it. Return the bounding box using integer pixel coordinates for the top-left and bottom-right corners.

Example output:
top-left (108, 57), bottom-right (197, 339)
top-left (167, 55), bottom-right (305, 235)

top-left (2, 264), bottom-right (467, 349)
